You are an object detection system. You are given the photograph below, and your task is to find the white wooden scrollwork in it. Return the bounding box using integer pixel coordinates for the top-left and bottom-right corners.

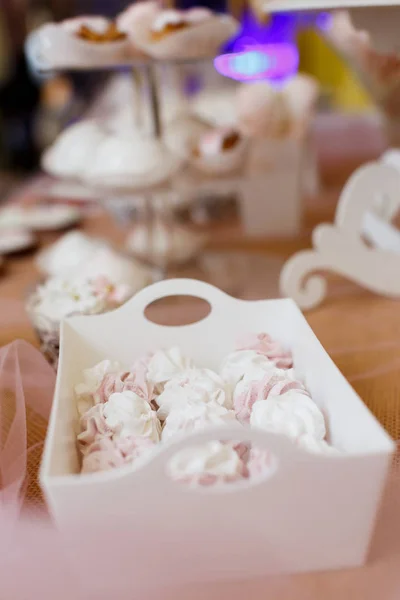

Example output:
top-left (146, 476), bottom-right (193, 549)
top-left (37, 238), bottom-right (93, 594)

top-left (280, 151), bottom-right (400, 310)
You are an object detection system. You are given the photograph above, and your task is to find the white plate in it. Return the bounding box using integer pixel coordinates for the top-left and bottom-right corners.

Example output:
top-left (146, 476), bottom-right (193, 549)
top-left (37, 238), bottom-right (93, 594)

top-left (0, 206), bottom-right (81, 232)
top-left (0, 230), bottom-right (37, 255)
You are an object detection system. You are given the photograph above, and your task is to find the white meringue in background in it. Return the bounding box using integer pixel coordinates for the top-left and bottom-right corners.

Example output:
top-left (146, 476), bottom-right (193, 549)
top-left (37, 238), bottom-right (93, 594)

top-left (103, 391), bottom-right (161, 441)
top-left (75, 359), bottom-right (122, 416)
top-left (126, 219), bottom-right (206, 267)
top-left (35, 231), bottom-right (107, 278)
top-left (29, 16), bottom-right (133, 71)
top-left (157, 368), bottom-right (232, 420)
top-left (126, 5), bottom-right (239, 60)
top-left (85, 134), bottom-right (183, 189)
top-left (146, 347), bottom-right (194, 394)
top-left (42, 120), bottom-right (106, 180)
top-left (250, 390), bottom-right (326, 442)
top-left (162, 402), bottom-right (237, 442)
top-left (220, 350), bottom-right (274, 388)
top-left (168, 441), bottom-right (246, 485)
top-left (70, 246), bottom-right (152, 292)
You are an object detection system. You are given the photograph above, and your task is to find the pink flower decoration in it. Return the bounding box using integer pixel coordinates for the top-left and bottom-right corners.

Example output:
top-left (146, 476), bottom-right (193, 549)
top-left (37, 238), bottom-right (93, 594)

top-left (92, 276), bottom-right (131, 305)
top-left (81, 434), bottom-right (155, 474)
top-left (236, 332), bottom-right (293, 369)
top-left (78, 404), bottom-right (112, 454)
top-left (234, 372), bottom-right (307, 424)
top-left (81, 438), bottom-right (126, 474)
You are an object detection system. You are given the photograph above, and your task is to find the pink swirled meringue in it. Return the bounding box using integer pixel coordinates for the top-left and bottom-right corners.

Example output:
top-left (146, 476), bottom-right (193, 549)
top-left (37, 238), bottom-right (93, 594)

top-left (77, 404), bottom-right (111, 454)
top-left (103, 391), bottom-right (161, 441)
top-left (115, 435), bottom-right (156, 461)
top-left (93, 361), bottom-right (153, 405)
top-left (247, 447), bottom-right (275, 479)
top-left (75, 359), bottom-right (121, 415)
top-left (250, 390), bottom-right (326, 441)
top-left (146, 346), bottom-right (194, 394)
top-left (81, 438), bottom-right (126, 474)
top-left (157, 368), bottom-right (232, 420)
top-left (236, 333), bottom-right (293, 369)
top-left (168, 441), bottom-right (248, 486)
top-left (220, 350), bottom-right (274, 388)
top-left (234, 367), bottom-right (306, 424)
top-left (162, 403), bottom-right (237, 442)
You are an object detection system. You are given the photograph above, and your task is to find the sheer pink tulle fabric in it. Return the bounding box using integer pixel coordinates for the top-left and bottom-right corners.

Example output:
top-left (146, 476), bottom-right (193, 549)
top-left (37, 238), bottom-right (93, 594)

top-left (0, 339), bottom-right (55, 515)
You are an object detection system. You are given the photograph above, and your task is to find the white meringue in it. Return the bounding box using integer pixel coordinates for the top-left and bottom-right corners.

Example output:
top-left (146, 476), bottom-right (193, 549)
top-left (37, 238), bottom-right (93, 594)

top-left (296, 435), bottom-right (340, 456)
top-left (146, 347), bottom-right (194, 394)
top-left (85, 134), bottom-right (183, 189)
top-left (35, 231), bottom-right (107, 278)
top-left (75, 360), bottom-right (122, 415)
top-left (220, 350), bottom-right (274, 388)
top-left (103, 391), bottom-right (161, 441)
top-left (168, 441), bottom-right (246, 484)
top-left (157, 368), bottom-right (232, 420)
top-left (250, 390), bottom-right (326, 441)
top-left (70, 246), bottom-right (152, 293)
top-left (162, 403), bottom-right (236, 442)
top-left (29, 277), bottom-right (110, 325)
top-left (42, 120), bottom-right (106, 180)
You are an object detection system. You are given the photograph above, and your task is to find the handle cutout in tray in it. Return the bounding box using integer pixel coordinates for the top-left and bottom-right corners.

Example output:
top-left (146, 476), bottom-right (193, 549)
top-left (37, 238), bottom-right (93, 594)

top-left (165, 439), bottom-right (278, 494)
top-left (144, 295), bottom-right (212, 327)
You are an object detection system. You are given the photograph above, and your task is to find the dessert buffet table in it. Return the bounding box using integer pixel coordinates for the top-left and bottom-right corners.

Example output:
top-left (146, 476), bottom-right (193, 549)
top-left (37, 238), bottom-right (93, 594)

top-left (1, 155), bottom-right (400, 599)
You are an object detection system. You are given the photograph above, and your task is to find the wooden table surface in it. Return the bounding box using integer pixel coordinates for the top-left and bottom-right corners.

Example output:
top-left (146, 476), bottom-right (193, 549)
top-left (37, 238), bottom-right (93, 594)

top-left (2, 158), bottom-right (400, 599)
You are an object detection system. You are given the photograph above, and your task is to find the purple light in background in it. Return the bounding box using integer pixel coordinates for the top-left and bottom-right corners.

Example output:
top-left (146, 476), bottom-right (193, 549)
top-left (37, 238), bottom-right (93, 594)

top-left (315, 12), bottom-right (332, 32)
top-left (214, 43), bottom-right (299, 82)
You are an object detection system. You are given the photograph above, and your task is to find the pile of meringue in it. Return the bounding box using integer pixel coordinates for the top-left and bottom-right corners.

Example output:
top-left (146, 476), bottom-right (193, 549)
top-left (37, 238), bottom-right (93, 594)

top-left (76, 332), bottom-right (339, 485)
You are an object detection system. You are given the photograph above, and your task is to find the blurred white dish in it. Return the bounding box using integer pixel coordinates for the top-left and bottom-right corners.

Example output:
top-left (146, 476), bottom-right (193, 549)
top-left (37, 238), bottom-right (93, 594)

top-left (27, 16), bottom-right (135, 71)
top-left (126, 219), bottom-right (206, 267)
top-left (85, 134), bottom-right (184, 189)
top-left (42, 121), bottom-right (106, 180)
top-left (36, 231), bottom-right (107, 277)
top-left (0, 205), bottom-right (81, 232)
top-left (0, 230), bottom-right (36, 255)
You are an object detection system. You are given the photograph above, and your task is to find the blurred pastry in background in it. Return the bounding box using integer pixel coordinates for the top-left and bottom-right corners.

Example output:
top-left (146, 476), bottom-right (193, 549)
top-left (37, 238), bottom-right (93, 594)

top-left (85, 134), bottom-right (184, 189)
top-left (125, 4), bottom-right (239, 60)
top-left (42, 120), bottom-right (106, 180)
top-left (236, 75), bottom-right (319, 140)
top-left (164, 113), bottom-right (210, 160)
top-left (27, 15), bottom-right (137, 70)
top-left (191, 126), bottom-right (247, 175)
